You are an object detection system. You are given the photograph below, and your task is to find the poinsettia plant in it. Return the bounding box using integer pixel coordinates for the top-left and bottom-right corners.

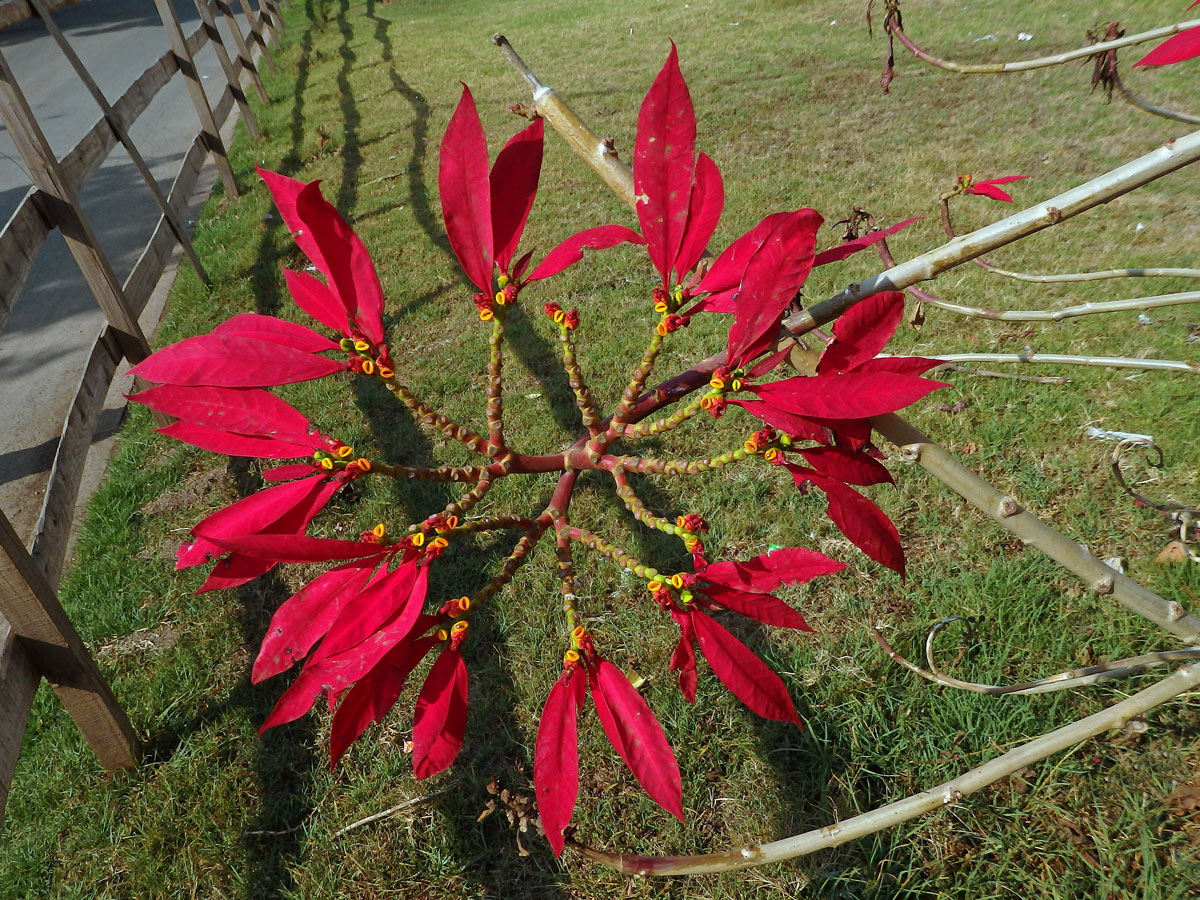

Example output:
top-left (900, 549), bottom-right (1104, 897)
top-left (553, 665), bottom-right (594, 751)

top-left (129, 45), bottom-right (948, 857)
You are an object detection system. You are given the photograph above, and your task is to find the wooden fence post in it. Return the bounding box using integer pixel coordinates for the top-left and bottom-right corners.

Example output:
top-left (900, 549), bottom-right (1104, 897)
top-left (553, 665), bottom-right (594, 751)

top-left (205, 0), bottom-right (268, 103)
top-left (152, 0), bottom-right (240, 199)
top-left (236, 0), bottom-right (278, 71)
top-left (0, 49), bottom-right (155, 366)
top-left (28, 0), bottom-right (212, 286)
top-left (259, 0), bottom-right (284, 42)
top-left (0, 508), bottom-right (140, 772)
top-left (190, 0), bottom-right (263, 133)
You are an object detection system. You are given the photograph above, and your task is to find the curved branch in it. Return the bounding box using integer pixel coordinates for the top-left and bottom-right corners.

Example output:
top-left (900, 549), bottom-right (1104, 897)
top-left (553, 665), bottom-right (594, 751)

top-left (940, 199), bottom-right (1200, 285)
top-left (567, 661), bottom-right (1200, 874)
top-left (886, 15), bottom-right (1200, 75)
top-left (1112, 69), bottom-right (1200, 126)
top-left (905, 353), bottom-right (1200, 373)
top-left (870, 621), bottom-right (1200, 695)
top-left (909, 290), bottom-right (1200, 322)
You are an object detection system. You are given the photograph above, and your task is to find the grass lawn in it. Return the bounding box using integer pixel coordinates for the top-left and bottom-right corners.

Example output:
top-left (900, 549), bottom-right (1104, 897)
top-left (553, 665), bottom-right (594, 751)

top-left (2, 0), bottom-right (1199, 896)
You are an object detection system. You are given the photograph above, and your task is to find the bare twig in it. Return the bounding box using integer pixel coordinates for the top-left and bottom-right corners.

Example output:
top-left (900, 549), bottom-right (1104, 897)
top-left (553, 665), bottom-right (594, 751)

top-left (869, 621), bottom-right (1200, 695)
top-left (900, 353), bottom-right (1200, 373)
top-left (331, 786), bottom-right (454, 838)
top-left (910, 290), bottom-right (1200, 322)
top-left (886, 14), bottom-right (1200, 75)
top-left (567, 662), bottom-right (1200, 874)
top-left (941, 363), bottom-right (1069, 384)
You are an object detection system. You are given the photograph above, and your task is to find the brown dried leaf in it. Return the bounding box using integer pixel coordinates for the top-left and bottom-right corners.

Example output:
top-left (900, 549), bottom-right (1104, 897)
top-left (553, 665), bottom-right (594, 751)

top-left (1157, 541), bottom-right (1189, 564)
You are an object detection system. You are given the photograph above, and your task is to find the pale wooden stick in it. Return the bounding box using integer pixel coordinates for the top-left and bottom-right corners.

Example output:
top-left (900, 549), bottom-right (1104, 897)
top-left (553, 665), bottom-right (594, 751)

top-left (888, 16), bottom-right (1200, 75)
top-left (331, 786), bottom-right (454, 838)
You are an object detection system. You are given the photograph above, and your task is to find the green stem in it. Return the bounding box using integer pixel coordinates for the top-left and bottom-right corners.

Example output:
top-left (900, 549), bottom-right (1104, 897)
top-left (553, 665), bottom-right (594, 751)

top-left (558, 521), bottom-right (660, 581)
top-left (589, 329), bottom-right (664, 460)
top-left (610, 466), bottom-right (681, 539)
top-left (474, 515), bottom-right (552, 604)
top-left (558, 326), bottom-right (603, 435)
top-left (381, 374), bottom-right (493, 457)
top-left (623, 391), bottom-right (712, 439)
top-left (486, 316), bottom-right (505, 455)
top-left (605, 447), bottom-right (751, 476)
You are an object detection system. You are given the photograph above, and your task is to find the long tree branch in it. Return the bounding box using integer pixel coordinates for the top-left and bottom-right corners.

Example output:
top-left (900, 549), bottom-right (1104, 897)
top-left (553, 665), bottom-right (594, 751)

top-left (886, 15), bottom-right (1200, 75)
top-left (568, 661), bottom-right (1200, 874)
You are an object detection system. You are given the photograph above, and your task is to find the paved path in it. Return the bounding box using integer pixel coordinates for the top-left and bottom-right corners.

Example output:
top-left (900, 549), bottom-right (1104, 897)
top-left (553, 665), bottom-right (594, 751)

top-left (0, 0), bottom-right (258, 542)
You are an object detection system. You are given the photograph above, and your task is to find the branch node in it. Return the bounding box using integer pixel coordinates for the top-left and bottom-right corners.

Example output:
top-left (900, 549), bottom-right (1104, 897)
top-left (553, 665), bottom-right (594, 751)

top-left (900, 443), bottom-right (923, 462)
top-left (1167, 601), bottom-right (1186, 622)
top-left (998, 496), bottom-right (1023, 518)
top-left (1046, 206), bottom-right (1062, 224)
top-left (1094, 573), bottom-right (1116, 595)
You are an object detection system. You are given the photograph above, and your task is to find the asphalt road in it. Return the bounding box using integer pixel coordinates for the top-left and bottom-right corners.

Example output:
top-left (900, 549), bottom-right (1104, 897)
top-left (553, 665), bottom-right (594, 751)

top-left (0, 0), bottom-right (260, 543)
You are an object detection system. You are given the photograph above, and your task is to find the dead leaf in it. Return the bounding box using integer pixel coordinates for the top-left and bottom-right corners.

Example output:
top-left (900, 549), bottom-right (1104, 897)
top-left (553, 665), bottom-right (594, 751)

top-left (1167, 781), bottom-right (1200, 816)
top-left (1157, 541), bottom-right (1188, 564)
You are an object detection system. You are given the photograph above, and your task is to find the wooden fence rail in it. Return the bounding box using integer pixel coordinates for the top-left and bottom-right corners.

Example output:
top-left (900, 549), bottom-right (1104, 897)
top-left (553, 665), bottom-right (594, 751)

top-left (0, 0), bottom-right (286, 825)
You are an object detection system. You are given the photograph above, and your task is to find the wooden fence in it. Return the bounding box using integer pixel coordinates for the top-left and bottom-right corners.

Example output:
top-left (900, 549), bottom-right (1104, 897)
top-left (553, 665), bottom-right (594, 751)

top-left (0, 0), bottom-right (285, 823)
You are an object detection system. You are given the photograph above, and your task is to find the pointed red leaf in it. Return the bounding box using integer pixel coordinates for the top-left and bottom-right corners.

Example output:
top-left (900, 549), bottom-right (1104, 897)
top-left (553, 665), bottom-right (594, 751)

top-left (701, 547), bottom-right (846, 593)
top-left (667, 610), bottom-right (698, 703)
top-left (253, 560), bottom-right (376, 682)
top-left (852, 356), bottom-right (943, 376)
top-left (674, 151), bottom-right (724, 280)
top-left (750, 370), bottom-right (947, 419)
top-left (634, 42), bottom-right (696, 284)
top-left (294, 183), bottom-right (386, 345)
top-left (590, 660), bottom-right (683, 819)
top-left (130, 333), bottom-right (344, 387)
top-left (812, 218), bottom-right (921, 268)
top-left (965, 176), bottom-right (1028, 203)
top-left (257, 168), bottom-right (329, 273)
top-left (439, 84), bottom-right (494, 291)
top-left (156, 422), bottom-right (317, 459)
top-left (208, 533), bottom-right (392, 563)
top-left (260, 615), bottom-right (438, 732)
top-left (262, 464), bottom-right (321, 482)
top-left (727, 398), bottom-right (832, 444)
top-left (177, 474), bottom-right (328, 569)
top-left (489, 118), bottom-right (543, 272)
top-left (534, 667), bottom-right (585, 856)
top-left (818, 291), bottom-right (906, 374)
top-left (311, 561), bottom-right (425, 664)
top-left (696, 211), bottom-right (790, 297)
top-left (798, 446), bottom-right (894, 486)
top-left (525, 225), bottom-right (645, 282)
top-left (283, 268), bottom-right (350, 335)
top-left (698, 583), bottom-right (813, 631)
top-left (214, 313), bottom-right (340, 352)
top-left (412, 646), bottom-right (469, 779)
top-left (691, 610), bottom-right (802, 725)
top-left (726, 208), bottom-right (822, 369)
top-left (1135, 26), bottom-right (1200, 66)
top-left (747, 345), bottom-right (792, 379)
top-left (790, 466), bottom-right (906, 576)
top-left (329, 635), bottom-right (437, 768)
top-left (194, 478), bottom-right (342, 592)
top-left (130, 384), bottom-right (322, 446)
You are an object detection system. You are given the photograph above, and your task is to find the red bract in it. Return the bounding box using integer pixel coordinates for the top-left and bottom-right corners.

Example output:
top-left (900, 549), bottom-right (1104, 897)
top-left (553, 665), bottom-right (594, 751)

top-left (412, 638), bottom-right (470, 779)
top-left (722, 208), bottom-right (823, 370)
top-left (964, 175), bottom-right (1028, 203)
top-left (258, 169), bottom-right (387, 346)
top-left (129, 384), bottom-right (335, 459)
top-left (128, 331), bottom-right (345, 388)
top-left (533, 649), bottom-right (682, 856)
top-left (1135, 5), bottom-right (1200, 67)
top-left (177, 473), bottom-right (346, 593)
top-left (633, 42), bottom-right (725, 287)
top-left (439, 85), bottom-right (643, 299)
top-left (535, 664), bottom-right (585, 856)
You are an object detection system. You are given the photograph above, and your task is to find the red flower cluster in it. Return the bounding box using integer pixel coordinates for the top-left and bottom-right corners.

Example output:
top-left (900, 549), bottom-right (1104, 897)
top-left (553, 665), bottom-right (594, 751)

top-left (127, 41), bottom-right (955, 853)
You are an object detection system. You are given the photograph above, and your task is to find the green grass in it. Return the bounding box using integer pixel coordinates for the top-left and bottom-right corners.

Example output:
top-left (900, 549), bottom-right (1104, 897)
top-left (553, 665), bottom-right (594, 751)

top-left (3, 0), bottom-right (1200, 897)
